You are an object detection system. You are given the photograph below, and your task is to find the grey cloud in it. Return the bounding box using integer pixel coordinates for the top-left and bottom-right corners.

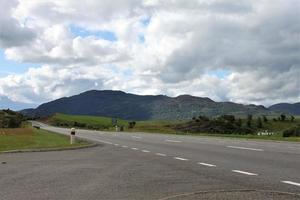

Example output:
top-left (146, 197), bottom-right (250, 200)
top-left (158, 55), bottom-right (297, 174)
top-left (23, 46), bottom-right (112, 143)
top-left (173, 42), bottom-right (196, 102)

top-left (0, 0), bottom-right (36, 47)
top-left (159, 0), bottom-right (300, 83)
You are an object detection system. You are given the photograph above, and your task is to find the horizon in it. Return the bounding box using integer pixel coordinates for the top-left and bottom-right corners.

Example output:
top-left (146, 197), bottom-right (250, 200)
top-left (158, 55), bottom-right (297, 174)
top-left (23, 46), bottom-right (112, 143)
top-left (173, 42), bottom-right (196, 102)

top-left (0, 0), bottom-right (299, 110)
top-left (2, 89), bottom-right (299, 111)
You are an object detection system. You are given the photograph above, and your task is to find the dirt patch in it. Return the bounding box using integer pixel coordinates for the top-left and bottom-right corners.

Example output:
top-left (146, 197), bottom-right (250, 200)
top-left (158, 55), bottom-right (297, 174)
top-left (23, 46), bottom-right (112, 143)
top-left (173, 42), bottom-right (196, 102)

top-left (0, 128), bottom-right (34, 136)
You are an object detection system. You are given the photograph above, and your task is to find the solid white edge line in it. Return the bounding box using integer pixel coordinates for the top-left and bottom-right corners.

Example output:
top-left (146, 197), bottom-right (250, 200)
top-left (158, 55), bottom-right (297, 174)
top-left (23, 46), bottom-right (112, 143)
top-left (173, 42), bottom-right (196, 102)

top-left (227, 146), bottom-right (263, 151)
top-left (232, 170), bottom-right (258, 176)
top-left (156, 153), bottom-right (166, 156)
top-left (198, 162), bottom-right (216, 167)
top-left (174, 157), bottom-right (189, 161)
top-left (282, 181), bottom-right (300, 187)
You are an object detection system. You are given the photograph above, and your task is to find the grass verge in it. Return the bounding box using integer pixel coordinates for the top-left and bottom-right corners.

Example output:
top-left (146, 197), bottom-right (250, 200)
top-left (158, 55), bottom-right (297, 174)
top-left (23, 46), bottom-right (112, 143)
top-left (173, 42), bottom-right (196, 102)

top-left (0, 126), bottom-right (90, 152)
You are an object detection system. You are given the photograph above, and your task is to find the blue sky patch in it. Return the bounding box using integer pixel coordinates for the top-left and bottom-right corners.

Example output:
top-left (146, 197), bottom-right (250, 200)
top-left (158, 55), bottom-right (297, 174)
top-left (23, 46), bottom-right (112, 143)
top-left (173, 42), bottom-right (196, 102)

top-left (70, 25), bottom-right (117, 41)
top-left (138, 35), bottom-right (145, 43)
top-left (0, 49), bottom-right (38, 76)
top-left (207, 69), bottom-right (231, 78)
top-left (140, 16), bottom-right (151, 27)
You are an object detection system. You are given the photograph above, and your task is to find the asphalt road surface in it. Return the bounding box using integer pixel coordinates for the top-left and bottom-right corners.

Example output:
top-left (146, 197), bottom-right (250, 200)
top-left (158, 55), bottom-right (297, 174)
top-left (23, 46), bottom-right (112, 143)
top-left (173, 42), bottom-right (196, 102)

top-left (0, 121), bottom-right (299, 200)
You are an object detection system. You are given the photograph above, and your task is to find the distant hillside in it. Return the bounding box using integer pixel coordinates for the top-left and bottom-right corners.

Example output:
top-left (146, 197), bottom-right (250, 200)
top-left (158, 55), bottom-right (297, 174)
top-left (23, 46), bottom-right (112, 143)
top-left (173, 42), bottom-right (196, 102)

top-left (21, 90), bottom-right (275, 120)
top-left (0, 96), bottom-right (37, 111)
top-left (269, 103), bottom-right (300, 115)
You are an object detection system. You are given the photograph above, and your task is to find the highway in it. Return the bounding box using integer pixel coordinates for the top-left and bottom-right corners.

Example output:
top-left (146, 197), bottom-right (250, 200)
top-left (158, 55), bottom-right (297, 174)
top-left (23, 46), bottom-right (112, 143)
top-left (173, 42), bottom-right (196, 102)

top-left (0, 121), bottom-right (299, 199)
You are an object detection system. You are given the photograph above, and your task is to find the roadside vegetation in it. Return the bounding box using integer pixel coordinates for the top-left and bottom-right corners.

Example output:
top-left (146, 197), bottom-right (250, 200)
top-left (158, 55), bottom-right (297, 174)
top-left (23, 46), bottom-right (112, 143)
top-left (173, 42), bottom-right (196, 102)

top-left (47, 113), bottom-right (128, 130)
top-left (44, 113), bottom-right (300, 142)
top-left (0, 127), bottom-right (88, 152)
top-left (0, 110), bottom-right (89, 152)
top-left (0, 109), bottom-right (25, 128)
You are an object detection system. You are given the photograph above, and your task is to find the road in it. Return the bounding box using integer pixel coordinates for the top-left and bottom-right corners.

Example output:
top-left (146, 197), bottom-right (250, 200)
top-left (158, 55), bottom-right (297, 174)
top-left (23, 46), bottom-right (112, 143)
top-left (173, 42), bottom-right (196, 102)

top-left (0, 121), bottom-right (299, 199)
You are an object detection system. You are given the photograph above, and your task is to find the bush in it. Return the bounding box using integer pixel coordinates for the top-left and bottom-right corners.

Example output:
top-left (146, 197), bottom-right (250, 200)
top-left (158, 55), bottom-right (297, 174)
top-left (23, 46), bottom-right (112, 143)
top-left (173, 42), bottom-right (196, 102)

top-left (128, 121), bottom-right (136, 128)
top-left (282, 125), bottom-right (300, 137)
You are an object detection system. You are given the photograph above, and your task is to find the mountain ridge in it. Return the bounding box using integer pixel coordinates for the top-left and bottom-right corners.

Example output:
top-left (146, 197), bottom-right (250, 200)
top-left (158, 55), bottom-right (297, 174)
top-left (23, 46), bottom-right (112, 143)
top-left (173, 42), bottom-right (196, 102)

top-left (269, 102), bottom-right (300, 115)
top-left (21, 90), bottom-right (278, 120)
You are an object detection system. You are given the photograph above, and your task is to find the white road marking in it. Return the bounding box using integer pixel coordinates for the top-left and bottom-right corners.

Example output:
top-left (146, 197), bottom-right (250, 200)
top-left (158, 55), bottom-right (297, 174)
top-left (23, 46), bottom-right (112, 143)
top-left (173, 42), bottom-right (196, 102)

top-left (232, 170), bottom-right (258, 176)
top-left (174, 157), bottom-right (189, 161)
top-left (122, 145), bottom-right (128, 148)
top-left (156, 153), bottom-right (167, 156)
top-left (114, 144), bottom-right (119, 146)
top-left (95, 139), bottom-right (112, 144)
top-left (131, 136), bottom-right (142, 139)
top-left (198, 162), bottom-right (216, 167)
top-left (142, 150), bottom-right (150, 153)
top-left (227, 146), bottom-right (264, 151)
top-left (165, 139), bottom-right (182, 143)
top-left (282, 181), bottom-right (300, 187)
top-left (131, 148), bottom-right (139, 150)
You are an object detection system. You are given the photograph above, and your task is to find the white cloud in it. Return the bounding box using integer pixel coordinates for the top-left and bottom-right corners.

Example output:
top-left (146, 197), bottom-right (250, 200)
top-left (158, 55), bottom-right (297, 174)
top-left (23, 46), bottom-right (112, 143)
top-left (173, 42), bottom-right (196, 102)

top-left (0, 0), bottom-right (299, 108)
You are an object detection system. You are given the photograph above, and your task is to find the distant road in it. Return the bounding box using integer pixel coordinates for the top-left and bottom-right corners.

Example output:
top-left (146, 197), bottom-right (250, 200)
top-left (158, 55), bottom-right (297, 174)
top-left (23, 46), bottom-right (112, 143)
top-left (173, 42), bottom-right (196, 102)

top-left (0, 121), bottom-right (299, 199)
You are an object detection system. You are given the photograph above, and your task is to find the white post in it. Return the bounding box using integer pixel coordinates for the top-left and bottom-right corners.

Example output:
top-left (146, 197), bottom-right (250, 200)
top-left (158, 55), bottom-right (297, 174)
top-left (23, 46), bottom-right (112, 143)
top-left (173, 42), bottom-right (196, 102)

top-left (70, 128), bottom-right (76, 144)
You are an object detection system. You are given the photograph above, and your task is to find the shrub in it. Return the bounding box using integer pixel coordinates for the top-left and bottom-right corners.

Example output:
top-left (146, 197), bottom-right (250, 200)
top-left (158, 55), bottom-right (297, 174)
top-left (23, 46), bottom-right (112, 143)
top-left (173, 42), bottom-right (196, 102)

top-left (282, 125), bottom-right (300, 137)
top-left (128, 121), bottom-right (136, 128)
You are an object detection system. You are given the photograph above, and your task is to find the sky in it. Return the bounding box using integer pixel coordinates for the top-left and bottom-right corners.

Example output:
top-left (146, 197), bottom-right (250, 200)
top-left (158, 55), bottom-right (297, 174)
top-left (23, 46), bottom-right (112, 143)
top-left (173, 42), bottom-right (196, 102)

top-left (0, 0), bottom-right (299, 110)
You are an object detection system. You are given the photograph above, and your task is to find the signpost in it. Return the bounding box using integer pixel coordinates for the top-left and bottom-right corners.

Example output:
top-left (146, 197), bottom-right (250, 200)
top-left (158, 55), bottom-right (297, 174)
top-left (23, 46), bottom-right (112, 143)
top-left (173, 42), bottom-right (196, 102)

top-left (70, 128), bottom-right (76, 144)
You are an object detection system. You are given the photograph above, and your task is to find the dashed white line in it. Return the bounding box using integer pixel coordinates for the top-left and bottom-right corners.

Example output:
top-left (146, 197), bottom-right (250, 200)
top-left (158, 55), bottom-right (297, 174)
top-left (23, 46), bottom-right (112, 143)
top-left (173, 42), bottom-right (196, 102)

top-left (122, 145), bottom-right (128, 148)
top-left (114, 144), bottom-right (119, 146)
top-left (227, 146), bottom-right (264, 151)
top-left (95, 139), bottom-right (112, 144)
top-left (142, 150), bottom-right (150, 153)
top-left (174, 157), bottom-right (189, 161)
top-left (131, 136), bottom-right (142, 139)
top-left (282, 181), bottom-right (300, 187)
top-left (232, 170), bottom-right (258, 176)
top-left (156, 153), bottom-right (167, 157)
top-left (198, 162), bottom-right (216, 167)
top-left (131, 148), bottom-right (139, 150)
top-left (165, 139), bottom-right (182, 143)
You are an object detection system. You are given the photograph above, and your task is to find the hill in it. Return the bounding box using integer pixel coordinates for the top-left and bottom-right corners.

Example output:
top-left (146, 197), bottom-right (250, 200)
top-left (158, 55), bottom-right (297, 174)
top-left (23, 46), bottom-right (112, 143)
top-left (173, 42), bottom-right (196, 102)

top-left (269, 103), bottom-right (300, 115)
top-left (21, 90), bottom-right (275, 120)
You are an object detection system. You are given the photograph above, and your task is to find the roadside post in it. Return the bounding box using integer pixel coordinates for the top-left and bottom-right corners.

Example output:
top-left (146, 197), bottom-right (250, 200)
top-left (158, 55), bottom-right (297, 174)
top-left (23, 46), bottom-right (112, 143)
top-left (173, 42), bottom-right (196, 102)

top-left (70, 128), bottom-right (76, 144)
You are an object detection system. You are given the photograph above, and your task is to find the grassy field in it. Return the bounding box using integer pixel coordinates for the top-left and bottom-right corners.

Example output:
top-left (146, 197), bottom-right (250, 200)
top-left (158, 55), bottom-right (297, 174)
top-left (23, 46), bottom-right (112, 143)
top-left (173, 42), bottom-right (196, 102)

top-left (44, 113), bottom-right (300, 142)
top-left (0, 126), bottom-right (89, 152)
top-left (48, 113), bottom-right (128, 129)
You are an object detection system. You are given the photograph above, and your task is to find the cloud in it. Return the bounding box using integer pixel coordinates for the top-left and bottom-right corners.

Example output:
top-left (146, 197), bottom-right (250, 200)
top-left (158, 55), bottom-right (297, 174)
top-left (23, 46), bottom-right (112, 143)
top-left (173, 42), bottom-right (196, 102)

top-left (0, 0), bottom-right (299, 107)
top-left (0, 0), bottom-right (36, 48)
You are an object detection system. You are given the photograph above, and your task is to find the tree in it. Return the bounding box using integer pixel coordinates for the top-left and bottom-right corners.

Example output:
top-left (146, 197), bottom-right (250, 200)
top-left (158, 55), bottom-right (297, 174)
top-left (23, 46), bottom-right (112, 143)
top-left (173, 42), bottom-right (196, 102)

top-left (128, 121), bottom-right (136, 128)
top-left (291, 115), bottom-right (295, 122)
top-left (280, 114), bottom-right (286, 121)
top-left (247, 120), bottom-right (251, 127)
top-left (256, 117), bottom-right (263, 128)
top-left (236, 118), bottom-right (242, 127)
top-left (247, 114), bottom-right (252, 127)
top-left (221, 115), bottom-right (235, 123)
top-left (247, 114), bottom-right (253, 121)
top-left (263, 115), bottom-right (268, 123)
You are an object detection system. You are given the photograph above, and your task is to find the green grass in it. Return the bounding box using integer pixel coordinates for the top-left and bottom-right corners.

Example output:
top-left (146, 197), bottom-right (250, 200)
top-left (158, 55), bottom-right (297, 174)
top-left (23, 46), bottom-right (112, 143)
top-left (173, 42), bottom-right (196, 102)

top-left (49, 113), bottom-right (128, 129)
top-left (0, 126), bottom-right (89, 152)
top-left (46, 113), bottom-right (300, 142)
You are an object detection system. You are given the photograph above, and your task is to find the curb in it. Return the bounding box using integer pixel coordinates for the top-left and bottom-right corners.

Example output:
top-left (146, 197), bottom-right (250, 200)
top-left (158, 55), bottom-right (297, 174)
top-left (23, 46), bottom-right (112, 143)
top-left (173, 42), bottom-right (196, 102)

top-left (0, 143), bottom-right (99, 154)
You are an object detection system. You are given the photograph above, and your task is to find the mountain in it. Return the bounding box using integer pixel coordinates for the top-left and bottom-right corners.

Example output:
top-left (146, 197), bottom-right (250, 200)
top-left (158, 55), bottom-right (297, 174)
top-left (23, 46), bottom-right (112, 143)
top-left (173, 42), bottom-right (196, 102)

top-left (0, 96), bottom-right (37, 111)
top-left (21, 90), bottom-right (275, 120)
top-left (269, 103), bottom-right (300, 115)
